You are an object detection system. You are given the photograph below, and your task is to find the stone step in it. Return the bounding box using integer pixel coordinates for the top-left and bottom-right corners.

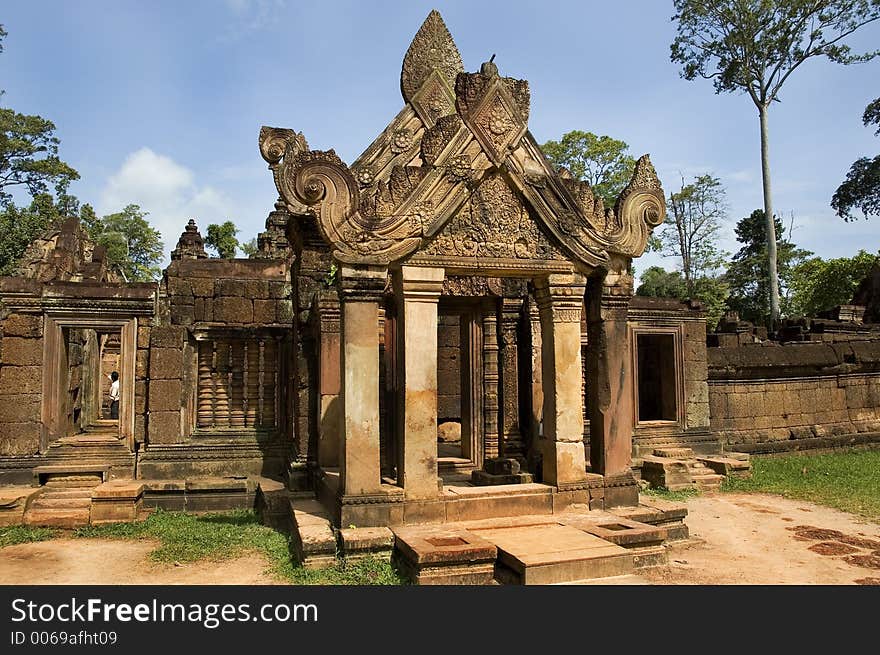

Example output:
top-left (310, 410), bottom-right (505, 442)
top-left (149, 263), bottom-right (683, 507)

top-left (31, 496), bottom-right (92, 510)
top-left (652, 447), bottom-right (695, 459)
top-left (24, 507), bottom-right (90, 528)
top-left (472, 523), bottom-right (635, 585)
top-left (36, 488), bottom-right (93, 500)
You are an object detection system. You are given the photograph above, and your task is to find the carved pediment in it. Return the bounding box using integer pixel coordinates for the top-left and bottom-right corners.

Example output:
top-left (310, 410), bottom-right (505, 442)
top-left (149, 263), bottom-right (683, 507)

top-left (259, 11), bottom-right (666, 270)
top-left (420, 173), bottom-right (567, 264)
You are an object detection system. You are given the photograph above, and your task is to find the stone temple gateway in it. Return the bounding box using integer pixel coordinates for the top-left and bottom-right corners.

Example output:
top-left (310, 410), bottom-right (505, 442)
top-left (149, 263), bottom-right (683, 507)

top-left (3, 11), bottom-right (878, 583)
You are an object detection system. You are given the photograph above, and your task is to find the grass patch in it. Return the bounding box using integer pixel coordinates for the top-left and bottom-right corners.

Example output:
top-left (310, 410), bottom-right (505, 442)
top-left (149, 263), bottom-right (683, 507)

top-left (0, 525), bottom-right (58, 548)
top-left (641, 487), bottom-right (701, 502)
top-left (73, 509), bottom-right (403, 584)
top-left (722, 450), bottom-right (880, 521)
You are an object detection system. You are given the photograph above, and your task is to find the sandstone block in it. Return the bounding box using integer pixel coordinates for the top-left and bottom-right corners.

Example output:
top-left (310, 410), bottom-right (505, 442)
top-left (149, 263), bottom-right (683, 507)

top-left (1, 337), bottom-right (42, 366)
top-left (0, 395), bottom-right (41, 423)
top-left (0, 423), bottom-right (41, 455)
top-left (217, 279), bottom-right (249, 297)
top-left (149, 326), bottom-right (186, 348)
top-left (148, 379), bottom-right (182, 412)
top-left (214, 297), bottom-right (253, 323)
top-left (191, 278), bottom-right (215, 297)
top-left (3, 314), bottom-right (42, 338)
top-left (148, 348), bottom-right (183, 380)
top-left (253, 299), bottom-right (276, 324)
top-left (148, 411), bottom-right (181, 444)
top-left (194, 297), bottom-right (213, 322)
top-left (0, 365), bottom-right (43, 394)
top-left (137, 326), bottom-right (150, 349)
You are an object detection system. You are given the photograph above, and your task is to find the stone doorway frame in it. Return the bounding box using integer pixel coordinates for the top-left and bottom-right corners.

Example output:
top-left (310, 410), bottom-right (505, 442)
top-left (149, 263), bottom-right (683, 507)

top-left (629, 324), bottom-right (686, 430)
top-left (41, 315), bottom-right (137, 452)
top-left (435, 298), bottom-right (485, 474)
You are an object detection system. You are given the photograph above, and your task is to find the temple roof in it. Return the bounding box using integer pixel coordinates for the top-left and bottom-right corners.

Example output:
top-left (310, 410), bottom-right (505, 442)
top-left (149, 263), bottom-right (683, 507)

top-left (259, 11), bottom-right (665, 272)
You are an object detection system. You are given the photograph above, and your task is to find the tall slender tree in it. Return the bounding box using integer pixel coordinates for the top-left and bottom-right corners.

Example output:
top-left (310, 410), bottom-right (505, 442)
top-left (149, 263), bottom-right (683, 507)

top-left (670, 0), bottom-right (880, 325)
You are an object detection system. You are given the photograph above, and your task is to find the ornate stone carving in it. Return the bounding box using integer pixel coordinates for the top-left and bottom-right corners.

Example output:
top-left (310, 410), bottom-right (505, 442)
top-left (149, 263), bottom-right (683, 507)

top-left (423, 174), bottom-right (565, 261)
top-left (420, 115), bottom-right (463, 166)
top-left (455, 66), bottom-right (529, 166)
top-left (171, 219), bottom-right (208, 261)
top-left (259, 127), bottom-right (306, 167)
top-left (400, 10), bottom-right (464, 106)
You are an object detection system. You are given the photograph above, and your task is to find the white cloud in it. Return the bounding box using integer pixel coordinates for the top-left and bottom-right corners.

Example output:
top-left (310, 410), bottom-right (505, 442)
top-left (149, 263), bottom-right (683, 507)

top-left (220, 0), bottom-right (286, 40)
top-left (99, 148), bottom-right (231, 262)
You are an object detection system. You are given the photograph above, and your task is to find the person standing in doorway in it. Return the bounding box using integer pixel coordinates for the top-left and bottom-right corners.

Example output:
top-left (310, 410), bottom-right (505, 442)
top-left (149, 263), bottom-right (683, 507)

top-left (108, 371), bottom-right (120, 419)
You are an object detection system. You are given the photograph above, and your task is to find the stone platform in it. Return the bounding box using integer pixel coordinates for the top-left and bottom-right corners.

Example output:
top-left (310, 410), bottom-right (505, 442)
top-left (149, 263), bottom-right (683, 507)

top-left (386, 498), bottom-right (690, 585)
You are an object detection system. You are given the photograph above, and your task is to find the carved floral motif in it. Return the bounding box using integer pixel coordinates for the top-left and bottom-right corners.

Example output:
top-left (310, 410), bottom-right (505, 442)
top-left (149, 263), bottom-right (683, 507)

top-left (423, 174), bottom-right (565, 260)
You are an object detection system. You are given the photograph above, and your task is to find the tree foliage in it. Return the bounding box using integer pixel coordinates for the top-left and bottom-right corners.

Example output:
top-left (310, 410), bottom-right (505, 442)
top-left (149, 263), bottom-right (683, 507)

top-left (671, 1), bottom-right (880, 103)
top-left (657, 174), bottom-right (729, 296)
top-left (540, 131), bottom-right (636, 206)
top-left (725, 209), bottom-right (812, 324)
top-left (670, 0), bottom-right (880, 322)
top-left (205, 221), bottom-right (240, 259)
top-left (788, 250), bottom-right (879, 316)
top-left (0, 193), bottom-right (67, 275)
top-left (87, 204), bottom-right (164, 282)
top-left (240, 237), bottom-right (259, 258)
top-left (636, 266), bottom-right (688, 299)
top-left (832, 96), bottom-right (880, 220)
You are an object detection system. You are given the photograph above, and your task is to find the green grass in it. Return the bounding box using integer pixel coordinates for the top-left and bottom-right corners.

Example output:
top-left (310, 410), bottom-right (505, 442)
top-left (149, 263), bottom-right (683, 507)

top-left (722, 450), bottom-right (880, 521)
top-left (0, 525), bottom-right (58, 548)
top-left (72, 509), bottom-right (403, 585)
top-left (641, 486), bottom-right (701, 502)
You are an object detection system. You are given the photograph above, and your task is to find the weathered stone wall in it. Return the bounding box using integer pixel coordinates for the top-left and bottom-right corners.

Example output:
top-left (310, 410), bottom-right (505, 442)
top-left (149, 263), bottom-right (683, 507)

top-left (626, 297), bottom-right (715, 455)
top-left (708, 341), bottom-right (880, 448)
top-left (0, 313), bottom-right (44, 455)
top-left (147, 258), bottom-right (293, 447)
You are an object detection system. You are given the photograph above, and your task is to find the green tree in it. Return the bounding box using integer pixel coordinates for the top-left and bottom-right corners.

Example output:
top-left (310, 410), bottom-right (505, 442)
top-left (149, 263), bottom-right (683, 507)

top-left (240, 237), bottom-right (259, 258)
top-left (671, 0), bottom-right (880, 323)
top-left (832, 97), bottom-right (880, 220)
top-left (725, 209), bottom-right (812, 325)
top-left (87, 204), bottom-right (164, 282)
top-left (657, 174), bottom-right (728, 296)
top-left (636, 266), bottom-right (688, 299)
top-left (205, 221), bottom-right (240, 259)
top-left (653, 174), bottom-right (731, 329)
top-left (540, 131), bottom-right (636, 206)
top-left (0, 193), bottom-right (64, 274)
top-left (788, 250), bottom-right (879, 316)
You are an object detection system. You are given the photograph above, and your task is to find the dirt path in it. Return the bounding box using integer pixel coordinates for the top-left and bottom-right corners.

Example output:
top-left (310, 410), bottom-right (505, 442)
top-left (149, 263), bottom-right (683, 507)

top-left (2, 493), bottom-right (878, 584)
top-left (0, 539), bottom-right (277, 585)
top-left (643, 492), bottom-right (880, 585)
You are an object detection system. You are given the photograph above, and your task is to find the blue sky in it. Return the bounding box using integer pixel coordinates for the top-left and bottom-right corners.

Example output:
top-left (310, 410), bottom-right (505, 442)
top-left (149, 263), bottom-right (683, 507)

top-left (2, 0), bottom-right (879, 278)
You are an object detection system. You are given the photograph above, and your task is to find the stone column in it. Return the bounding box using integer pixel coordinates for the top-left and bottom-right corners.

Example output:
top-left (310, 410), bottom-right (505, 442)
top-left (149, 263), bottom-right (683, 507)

top-left (499, 298), bottom-right (525, 462)
top-left (315, 290), bottom-right (341, 468)
top-left (338, 264), bottom-right (386, 498)
top-left (586, 269), bottom-right (634, 478)
top-left (394, 266), bottom-right (444, 500)
top-left (533, 273), bottom-right (589, 488)
top-left (481, 299), bottom-right (500, 460)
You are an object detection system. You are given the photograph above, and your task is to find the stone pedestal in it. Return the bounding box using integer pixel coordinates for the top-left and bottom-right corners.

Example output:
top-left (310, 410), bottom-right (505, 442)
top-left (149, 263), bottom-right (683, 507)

top-left (534, 273), bottom-right (589, 489)
top-left (586, 270), bottom-right (634, 478)
top-left (339, 264), bottom-right (386, 498)
top-left (394, 266), bottom-right (444, 500)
